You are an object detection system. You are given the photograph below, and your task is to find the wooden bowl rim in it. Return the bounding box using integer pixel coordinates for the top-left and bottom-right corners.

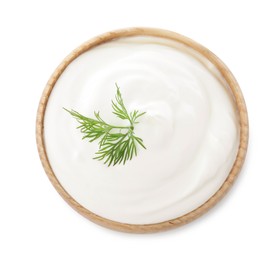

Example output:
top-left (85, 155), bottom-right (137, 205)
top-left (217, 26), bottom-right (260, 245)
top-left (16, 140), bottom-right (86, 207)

top-left (36, 27), bottom-right (249, 233)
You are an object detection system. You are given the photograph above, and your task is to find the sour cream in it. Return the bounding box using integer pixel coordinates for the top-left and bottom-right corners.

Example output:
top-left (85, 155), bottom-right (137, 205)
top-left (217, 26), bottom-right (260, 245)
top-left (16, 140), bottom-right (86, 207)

top-left (44, 36), bottom-right (239, 224)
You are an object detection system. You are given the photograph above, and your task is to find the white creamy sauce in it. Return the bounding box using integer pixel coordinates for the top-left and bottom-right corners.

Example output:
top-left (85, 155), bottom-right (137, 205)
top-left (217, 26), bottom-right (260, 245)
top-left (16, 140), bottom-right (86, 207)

top-left (44, 36), bottom-right (239, 224)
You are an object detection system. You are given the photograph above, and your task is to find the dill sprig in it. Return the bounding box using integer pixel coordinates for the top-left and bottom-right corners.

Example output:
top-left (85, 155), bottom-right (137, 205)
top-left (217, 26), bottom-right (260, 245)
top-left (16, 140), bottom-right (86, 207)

top-left (64, 83), bottom-right (146, 166)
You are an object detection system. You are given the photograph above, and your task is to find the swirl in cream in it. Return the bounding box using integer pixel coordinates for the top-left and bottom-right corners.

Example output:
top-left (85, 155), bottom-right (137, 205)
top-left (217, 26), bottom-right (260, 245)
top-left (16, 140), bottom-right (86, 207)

top-left (44, 36), bottom-right (239, 224)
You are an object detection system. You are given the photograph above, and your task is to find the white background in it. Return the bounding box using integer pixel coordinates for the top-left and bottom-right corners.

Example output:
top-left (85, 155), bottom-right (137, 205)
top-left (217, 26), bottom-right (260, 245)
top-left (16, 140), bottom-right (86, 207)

top-left (0, 0), bottom-right (278, 259)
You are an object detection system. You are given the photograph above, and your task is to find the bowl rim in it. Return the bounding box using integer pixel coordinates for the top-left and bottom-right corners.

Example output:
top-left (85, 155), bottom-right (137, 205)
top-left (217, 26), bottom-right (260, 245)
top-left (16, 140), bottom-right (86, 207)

top-left (36, 27), bottom-right (249, 233)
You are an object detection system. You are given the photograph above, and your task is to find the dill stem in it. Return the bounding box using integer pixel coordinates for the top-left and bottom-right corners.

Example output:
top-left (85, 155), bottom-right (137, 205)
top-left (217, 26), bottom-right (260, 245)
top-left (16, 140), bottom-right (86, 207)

top-left (107, 124), bottom-right (131, 130)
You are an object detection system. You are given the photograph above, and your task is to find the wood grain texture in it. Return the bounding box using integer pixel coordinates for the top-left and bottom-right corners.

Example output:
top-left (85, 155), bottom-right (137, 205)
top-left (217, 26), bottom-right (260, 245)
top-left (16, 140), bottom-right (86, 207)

top-left (36, 27), bottom-right (249, 233)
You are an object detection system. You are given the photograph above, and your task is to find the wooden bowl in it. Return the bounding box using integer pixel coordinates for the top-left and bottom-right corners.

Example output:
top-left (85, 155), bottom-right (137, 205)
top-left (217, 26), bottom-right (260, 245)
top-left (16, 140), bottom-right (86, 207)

top-left (36, 27), bottom-right (249, 233)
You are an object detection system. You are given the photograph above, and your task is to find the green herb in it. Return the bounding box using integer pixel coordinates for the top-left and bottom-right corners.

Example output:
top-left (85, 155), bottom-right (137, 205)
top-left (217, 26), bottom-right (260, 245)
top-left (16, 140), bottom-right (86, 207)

top-left (64, 83), bottom-right (146, 166)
